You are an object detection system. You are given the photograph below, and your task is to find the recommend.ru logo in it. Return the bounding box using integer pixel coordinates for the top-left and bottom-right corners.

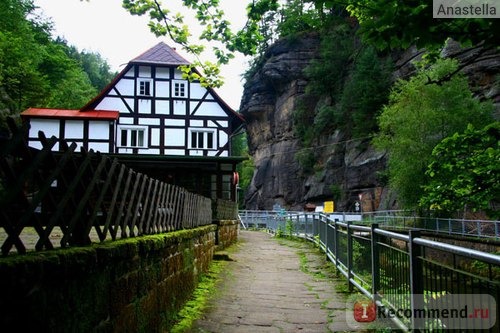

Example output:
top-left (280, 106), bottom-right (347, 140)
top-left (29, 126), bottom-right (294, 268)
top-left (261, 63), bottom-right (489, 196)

top-left (347, 294), bottom-right (497, 330)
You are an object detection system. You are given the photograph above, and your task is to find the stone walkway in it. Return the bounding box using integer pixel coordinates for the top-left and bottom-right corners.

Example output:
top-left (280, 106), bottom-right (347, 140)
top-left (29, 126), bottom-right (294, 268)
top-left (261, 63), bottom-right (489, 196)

top-left (190, 230), bottom-right (357, 333)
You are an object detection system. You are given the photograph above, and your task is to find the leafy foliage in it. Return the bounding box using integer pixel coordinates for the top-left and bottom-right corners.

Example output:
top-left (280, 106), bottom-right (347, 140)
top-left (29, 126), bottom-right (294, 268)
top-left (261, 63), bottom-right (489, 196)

top-left (291, 22), bottom-right (391, 171)
top-left (0, 0), bottom-right (116, 129)
top-left (339, 46), bottom-right (392, 137)
top-left (122, 0), bottom-right (498, 88)
top-left (420, 123), bottom-right (500, 218)
top-left (345, 0), bottom-right (499, 52)
top-left (231, 133), bottom-right (255, 208)
top-left (373, 58), bottom-right (494, 209)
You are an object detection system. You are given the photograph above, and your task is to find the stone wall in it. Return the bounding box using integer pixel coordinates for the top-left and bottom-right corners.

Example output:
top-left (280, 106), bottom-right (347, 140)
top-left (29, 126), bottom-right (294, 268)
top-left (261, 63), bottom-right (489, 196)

top-left (0, 225), bottom-right (217, 333)
top-left (215, 220), bottom-right (239, 250)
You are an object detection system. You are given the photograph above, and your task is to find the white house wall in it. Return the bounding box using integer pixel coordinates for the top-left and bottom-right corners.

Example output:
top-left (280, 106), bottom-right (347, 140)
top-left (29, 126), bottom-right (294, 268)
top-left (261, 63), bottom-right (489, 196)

top-left (96, 97), bottom-right (133, 113)
top-left (65, 120), bottom-right (84, 139)
top-left (29, 119), bottom-right (60, 138)
top-left (53, 63), bottom-right (240, 157)
top-left (88, 121), bottom-right (111, 140)
top-left (190, 101), bottom-right (227, 117)
top-left (26, 118), bottom-right (113, 153)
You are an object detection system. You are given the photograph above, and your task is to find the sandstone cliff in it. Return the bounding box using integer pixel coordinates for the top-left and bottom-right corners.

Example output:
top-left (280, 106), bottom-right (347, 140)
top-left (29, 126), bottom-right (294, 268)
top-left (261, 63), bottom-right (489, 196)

top-left (240, 33), bottom-right (499, 211)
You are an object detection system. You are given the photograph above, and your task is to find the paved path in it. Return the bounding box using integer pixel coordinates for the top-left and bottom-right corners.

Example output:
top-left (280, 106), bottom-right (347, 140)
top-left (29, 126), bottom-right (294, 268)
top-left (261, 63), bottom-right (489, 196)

top-left (190, 230), bottom-right (357, 333)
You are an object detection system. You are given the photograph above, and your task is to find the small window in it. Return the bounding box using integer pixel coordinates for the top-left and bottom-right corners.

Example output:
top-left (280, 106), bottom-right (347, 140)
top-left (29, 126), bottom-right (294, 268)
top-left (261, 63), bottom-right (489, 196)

top-left (190, 130), bottom-right (215, 150)
top-left (138, 79), bottom-right (152, 96)
top-left (119, 127), bottom-right (147, 148)
top-left (173, 80), bottom-right (186, 98)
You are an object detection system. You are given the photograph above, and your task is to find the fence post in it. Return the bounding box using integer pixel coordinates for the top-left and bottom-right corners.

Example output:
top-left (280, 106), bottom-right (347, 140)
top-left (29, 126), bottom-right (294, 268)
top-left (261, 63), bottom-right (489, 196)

top-left (333, 218), bottom-right (339, 276)
top-left (371, 223), bottom-right (380, 301)
top-left (347, 220), bottom-right (353, 292)
top-left (305, 213), bottom-right (308, 237)
top-left (409, 229), bottom-right (424, 330)
top-left (325, 215), bottom-right (329, 258)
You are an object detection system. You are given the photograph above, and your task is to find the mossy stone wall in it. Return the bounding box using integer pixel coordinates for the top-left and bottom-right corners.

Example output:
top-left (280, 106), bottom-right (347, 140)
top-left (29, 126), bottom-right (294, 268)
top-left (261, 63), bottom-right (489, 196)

top-left (0, 225), bottom-right (217, 333)
top-left (215, 220), bottom-right (239, 250)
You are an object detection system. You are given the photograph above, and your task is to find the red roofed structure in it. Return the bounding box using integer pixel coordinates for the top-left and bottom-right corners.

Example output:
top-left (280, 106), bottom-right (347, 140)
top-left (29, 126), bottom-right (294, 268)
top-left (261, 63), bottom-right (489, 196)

top-left (22, 108), bottom-right (119, 120)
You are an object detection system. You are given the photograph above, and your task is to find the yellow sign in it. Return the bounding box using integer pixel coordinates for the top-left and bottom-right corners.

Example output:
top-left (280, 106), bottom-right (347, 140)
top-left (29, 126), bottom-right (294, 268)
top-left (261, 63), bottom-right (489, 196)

top-left (324, 201), bottom-right (334, 213)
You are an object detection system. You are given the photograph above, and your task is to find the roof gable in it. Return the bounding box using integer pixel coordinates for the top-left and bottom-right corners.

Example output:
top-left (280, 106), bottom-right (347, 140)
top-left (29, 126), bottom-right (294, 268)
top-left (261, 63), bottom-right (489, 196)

top-left (79, 42), bottom-right (244, 130)
top-left (130, 42), bottom-right (190, 66)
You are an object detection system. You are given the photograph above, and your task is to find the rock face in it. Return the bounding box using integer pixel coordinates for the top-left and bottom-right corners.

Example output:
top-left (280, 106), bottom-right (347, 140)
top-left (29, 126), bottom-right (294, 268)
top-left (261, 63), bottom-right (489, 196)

top-left (240, 34), bottom-right (499, 211)
top-left (240, 33), bottom-right (388, 211)
top-left (241, 34), bottom-right (316, 210)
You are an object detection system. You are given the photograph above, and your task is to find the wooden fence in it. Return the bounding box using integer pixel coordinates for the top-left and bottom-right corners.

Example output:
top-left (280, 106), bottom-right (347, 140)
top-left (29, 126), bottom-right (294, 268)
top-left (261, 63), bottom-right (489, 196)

top-left (0, 118), bottom-right (214, 255)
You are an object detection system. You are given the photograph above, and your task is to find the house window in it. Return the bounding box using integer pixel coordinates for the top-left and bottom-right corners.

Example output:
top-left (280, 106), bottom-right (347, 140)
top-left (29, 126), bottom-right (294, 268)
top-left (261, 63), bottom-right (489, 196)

top-left (138, 79), bottom-right (152, 96)
top-left (173, 80), bottom-right (186, 98)
top-left (119, 126), bottom-right (147, 148)
top-left (190, 130), bottom-right (214, 149)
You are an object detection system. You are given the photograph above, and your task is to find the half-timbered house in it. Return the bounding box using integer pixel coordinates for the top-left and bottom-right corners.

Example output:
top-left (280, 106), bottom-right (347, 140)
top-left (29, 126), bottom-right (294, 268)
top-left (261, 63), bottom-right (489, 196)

top-left (21, 42), bottom-right (245, 200)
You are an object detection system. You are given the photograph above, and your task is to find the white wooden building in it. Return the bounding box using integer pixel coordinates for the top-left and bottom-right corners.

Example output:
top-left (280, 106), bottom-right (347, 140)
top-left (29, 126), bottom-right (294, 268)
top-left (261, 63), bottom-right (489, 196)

top-left (21, 42), bottom-right (245, 200)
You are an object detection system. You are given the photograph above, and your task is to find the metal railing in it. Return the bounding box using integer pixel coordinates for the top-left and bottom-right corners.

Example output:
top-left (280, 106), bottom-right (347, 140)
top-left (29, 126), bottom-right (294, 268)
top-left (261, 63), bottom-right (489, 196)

top-left (244, 210), bottom-right (500, 331)
top-left (239, 210), bottom-right (500, 239)
top-left (362, 210), bottom-right (500, 239)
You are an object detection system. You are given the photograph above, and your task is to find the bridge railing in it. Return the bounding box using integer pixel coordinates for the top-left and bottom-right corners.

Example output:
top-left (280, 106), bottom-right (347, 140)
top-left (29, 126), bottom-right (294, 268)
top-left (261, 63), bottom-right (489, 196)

top-left (0, 119), bottom-right (213, 255)
top-left (245, 211), bottom-right (500, 331)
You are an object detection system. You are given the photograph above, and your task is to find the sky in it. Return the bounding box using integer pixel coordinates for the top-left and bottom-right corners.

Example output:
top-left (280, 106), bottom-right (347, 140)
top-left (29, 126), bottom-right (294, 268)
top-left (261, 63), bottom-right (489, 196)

top-left (33, 0), bottom-right (251, 110)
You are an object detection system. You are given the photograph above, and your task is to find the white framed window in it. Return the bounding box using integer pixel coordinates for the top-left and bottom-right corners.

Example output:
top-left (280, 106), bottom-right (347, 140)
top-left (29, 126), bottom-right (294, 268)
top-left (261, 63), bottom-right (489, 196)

top-left (137, 79), bottom-right (152, 96)
top-left (119, 126), bottom-right (148, 148)
top-left (173, 80), bottom-right (186, 98)
top-left (190, 130), bottom-right (215, 150)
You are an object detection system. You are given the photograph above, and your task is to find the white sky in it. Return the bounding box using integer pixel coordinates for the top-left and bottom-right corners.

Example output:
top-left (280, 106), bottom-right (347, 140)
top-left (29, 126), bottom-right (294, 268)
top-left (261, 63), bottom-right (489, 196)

top-left (33, 0), bottom-right (251, 110)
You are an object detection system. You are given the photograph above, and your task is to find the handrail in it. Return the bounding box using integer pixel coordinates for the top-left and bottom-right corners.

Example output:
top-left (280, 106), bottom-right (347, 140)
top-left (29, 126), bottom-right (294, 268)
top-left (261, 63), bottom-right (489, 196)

top-left (413, 237), bottom-right (500, 265)
top-left (239, 209), bottom-right (500, 239)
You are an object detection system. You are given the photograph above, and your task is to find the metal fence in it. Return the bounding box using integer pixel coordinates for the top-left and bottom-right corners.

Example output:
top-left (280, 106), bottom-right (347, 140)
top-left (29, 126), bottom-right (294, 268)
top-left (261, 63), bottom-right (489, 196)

top-left (362, 210), bottom-right (500, 239)
top-left (245, 211), bottom-right (500, 331)
top-left (239, 210), bottom-right (500, 239)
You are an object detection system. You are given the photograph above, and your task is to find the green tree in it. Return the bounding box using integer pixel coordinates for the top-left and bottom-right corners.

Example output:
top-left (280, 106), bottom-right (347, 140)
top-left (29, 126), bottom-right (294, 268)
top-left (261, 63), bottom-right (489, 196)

top-left (0, 0), bottom-right (115, 129)
top-left (0, 0), bottom-right (49, 119)
top-left (420, 123), bottom-right (500, 219)
top-left (122, 0), bottom-right (498, 87)
top-left (231, 132), bottom-right (254, 208)
top-left (338, 46), bottom-right (392, 138)
top-left (373, 58), bottom-right (493, 209)
top-left (345, 0), bottom-right (499, 52)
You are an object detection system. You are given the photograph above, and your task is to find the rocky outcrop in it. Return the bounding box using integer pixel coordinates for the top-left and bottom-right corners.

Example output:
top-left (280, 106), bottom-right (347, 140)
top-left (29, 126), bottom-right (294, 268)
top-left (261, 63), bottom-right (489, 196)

top-left (240, 33), bottom-right (389, 211)
top-left (240, 34), bottom-right (499, 211)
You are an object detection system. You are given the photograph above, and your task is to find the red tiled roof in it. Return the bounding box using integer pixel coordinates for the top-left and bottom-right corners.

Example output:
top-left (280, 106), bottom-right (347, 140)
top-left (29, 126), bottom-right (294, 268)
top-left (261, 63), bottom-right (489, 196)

top-left (130, 42), bottom-right (190, 65)
top-left (21, 108), bottom-right (119, 120)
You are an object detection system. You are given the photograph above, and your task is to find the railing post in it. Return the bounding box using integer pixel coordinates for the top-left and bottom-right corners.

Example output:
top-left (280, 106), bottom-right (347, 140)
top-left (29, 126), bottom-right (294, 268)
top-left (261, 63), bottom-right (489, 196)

top-left (324, 215), bottom-right (329, 259)
top-left (333, 218), bottom-right (339, 276)
top-left (409, 229), bottom-right (424, 330)
top-left (305, 213), bottom-right (308, 237)
top-left (347, 220), bottom-right (353, 292)
top-left (371, 223), bottom-right (380, 301)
